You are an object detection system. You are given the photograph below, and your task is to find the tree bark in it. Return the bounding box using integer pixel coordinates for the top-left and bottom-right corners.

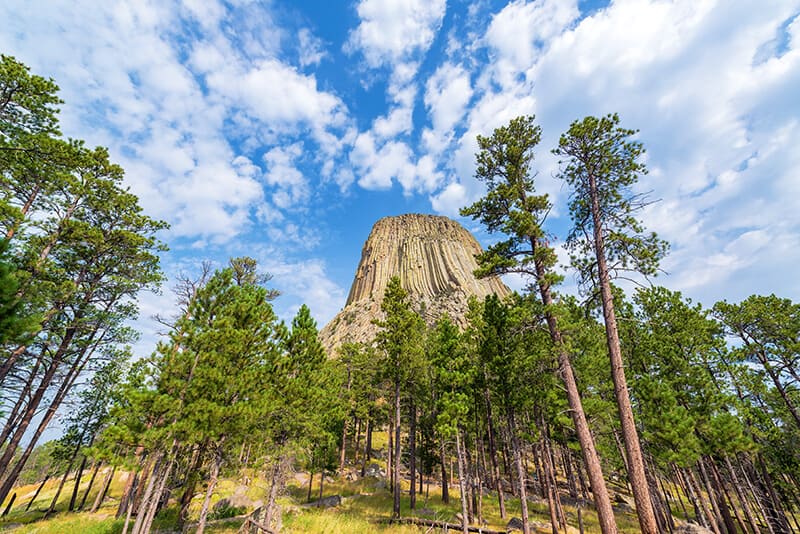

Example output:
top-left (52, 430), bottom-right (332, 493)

top-left (129, 455), bottom-right (161, 534)
top-left (78, 459), bottom-right (101, 511)
top-left (508, 410), bottom-right (531, 534)
top-left (532, 252), bottom-right (618, 534)
top-left (441, 442), bottom-right (450, 504)
top-left (393, 378), bottom-right (402, 519)
top-left (67, 454), bottom-right (87, 512)
top-left (688, 467), bottom-right (720, 533)
top-left (724, 455), bottom-right (760, 534)
top-left (46, 460), bottom-right (74, 517)
top-left (409, 400), bottom-right (417, 510)
top-left (456, 430), bottom-right (470, 534)
top-left (361, 416), bottom-right (371, 477)
top-left (484, 389), bottom-right (506, 518)
top-left (139, 456), bottom-right (173, 534)
top-left (26, 474), bottom-right (50, 511)
top-left (197, 448), bottom-right (222, 534)
top-left (586, 170), bottom-right (658, 534)
top-left (91, 465), bottom-right (115, 513)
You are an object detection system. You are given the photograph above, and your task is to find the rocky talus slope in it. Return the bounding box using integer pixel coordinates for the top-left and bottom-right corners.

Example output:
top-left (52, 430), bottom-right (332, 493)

top-left (319, 214), bottom-right (510, 355)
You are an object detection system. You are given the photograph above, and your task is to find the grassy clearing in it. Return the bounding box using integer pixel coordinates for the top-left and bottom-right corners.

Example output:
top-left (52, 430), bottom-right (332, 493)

top-left (1, 452), bottom-right (645, 533)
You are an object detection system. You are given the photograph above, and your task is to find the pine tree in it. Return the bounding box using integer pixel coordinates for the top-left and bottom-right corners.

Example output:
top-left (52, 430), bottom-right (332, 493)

top-left (429, 315), bottom-right (474, 534)
top-left (374, 276), bottom-right (425, 519)
top-left (554, 113), bottom-right (668, 534)
top-left (462, 115), bottom-right (617, 533)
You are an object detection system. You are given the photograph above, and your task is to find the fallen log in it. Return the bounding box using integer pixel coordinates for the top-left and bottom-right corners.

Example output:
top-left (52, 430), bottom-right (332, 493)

top-left (385, 516), bottom-right (507, 533)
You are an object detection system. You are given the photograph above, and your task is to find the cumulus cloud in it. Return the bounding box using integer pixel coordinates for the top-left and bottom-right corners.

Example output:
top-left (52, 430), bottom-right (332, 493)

top-left (435, 0), bottom-right (800, 307)
top-left (298, 28), bottom-right (326, 67)
top-left (263, 144), bottom-right (309, 210)
top-left (346, 0), bottom-right (447, 68)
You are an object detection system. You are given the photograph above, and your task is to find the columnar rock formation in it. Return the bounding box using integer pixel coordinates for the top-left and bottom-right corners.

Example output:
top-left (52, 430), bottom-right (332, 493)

top-left (319, 214), bottom-right (510, 355)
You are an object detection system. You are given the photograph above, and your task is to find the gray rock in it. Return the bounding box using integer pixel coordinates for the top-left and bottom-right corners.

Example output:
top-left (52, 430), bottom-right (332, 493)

top-left (213, 488), bottom-right (254, 512)
top-left (364, 462), bottom-right (385, 478)
top-left (307, 494), bottom-right (342, 508)
top-left (675, 523), bottom-right (715, 534)
top-left (507, 517), bottom-right (524, 531)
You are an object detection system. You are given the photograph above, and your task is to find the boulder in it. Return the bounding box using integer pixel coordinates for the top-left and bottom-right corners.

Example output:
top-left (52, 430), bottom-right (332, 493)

top-left (306, 494), bottom-right (342, 508)
top-left (675, 523), bottom-right (715, 534)
top-left (213, 487), bottom-right (255, 513)
top-left (507, 517), bottom-right (524, 531)
top-left (364, 462), bottom-right (385, 478)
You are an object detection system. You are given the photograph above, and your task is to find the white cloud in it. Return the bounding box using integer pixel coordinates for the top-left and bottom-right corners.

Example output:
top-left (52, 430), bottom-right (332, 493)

top-left (422, 62), bottom-right (473, 154)
top-left (298, 28), bottom-right (326, 67)
top-left (485, 0), bottom-right (579, 87)
top-left (430, 0), bottom-right (800, 310)
top-left (263, 144), bottom-right (309, 210)
top-left (203, 58), bottom-right (348, 135)
top-left (350, 131), bottom-right (443, 194)
top-left (346, 0), bottom-right (447, 68)
top-left (430, 182), bottom-right (468, 217)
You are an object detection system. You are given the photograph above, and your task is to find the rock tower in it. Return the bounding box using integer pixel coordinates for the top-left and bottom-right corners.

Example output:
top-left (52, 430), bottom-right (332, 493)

top-left (319, 214), bottom-right (510, 354)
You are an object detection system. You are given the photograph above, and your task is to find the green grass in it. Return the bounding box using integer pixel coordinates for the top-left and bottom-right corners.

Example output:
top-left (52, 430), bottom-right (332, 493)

top-left (0, 441), bottom-right (649, 534)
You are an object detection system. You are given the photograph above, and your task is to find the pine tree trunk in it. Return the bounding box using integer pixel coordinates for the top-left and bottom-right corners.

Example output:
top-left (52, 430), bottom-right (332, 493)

top-left (78, 458), bottom-right (101, 511)
top-left (756, 454), bottom-right (791, 533)
top-left (361, 416), bottom-right (371, 477)
top-left (393, 378), bottom-right (402, 519)
top-left (464, 435), bottom-right (475, 523)
top-left (178, 444), bottom-right (205, 527)
top-left (539, 420), bottom-right (564, 534)
top-left (263, 456), bottom-right (284, 530)
top-left (91, 465), bottom-right (115, 513)
top-left (121, 471), bottom-right (140, 534)
top-left (307, 471), bottom-right (314, 503)
top-left (441, 442), bottom-right (450, 504)
top-left (117, 470), bottom-right (139, 519)
top-left (319, 468), bottom-right (324, 503)
top-left (340, 417), bottom-right (348, 473)
top-left (654, 464), bottom-right (675, 532)
top-left (46, 460), bottom-right (74, 516)
top-left (724, 455), bottom-right (760, 534)
top-left (354, 417), bottom-right (362, 466)
top-left (0, 310), bottom-right (102, 504)
top-left (366, 414), bottom-right (373, 461)
top-left (139, 457), bottom-right (173, 534)
top-left (26, 474), bottom-right (50, 511)
top-left (541, 442), bottom-right (560, 534)
top-left (130, 457), bottom-right (160, 534)
top-left (669, 464), bottom-right (691, 521)
top-left (688, 467), bottom-right (720, 533)
top-left (69, 454), bottom-right (88, 512)
top-left (706, 457), bottom-right (739, 534)
top-left (0, 355), bottom-right (42, 449)
top-left (644, 455), bottom-right (669, 532)
top-left (456, 430), bottom-right (470, 534)
top-left (388, 419), bottom-right (394, 492)
top-left (508, 410), bottom-right (531, 534)
top-left (197, 449), bottom-right (222, 534)
top-left (586, 170), bottom-right (658, 534)
top-left (533, 262), bottom-right (618, 534)
top-left (410, 400), bottom-right (417, 510)
top-left (485, 389), bottom-right (506, 518)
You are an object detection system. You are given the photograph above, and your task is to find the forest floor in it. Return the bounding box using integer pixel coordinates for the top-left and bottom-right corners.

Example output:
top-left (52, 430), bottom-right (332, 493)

top-left (0, 463), bottom-right (649, 534)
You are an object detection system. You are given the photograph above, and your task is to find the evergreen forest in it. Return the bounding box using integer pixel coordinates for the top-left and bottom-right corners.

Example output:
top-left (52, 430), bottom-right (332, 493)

top-left (1, 55), bottom-right (799, 534)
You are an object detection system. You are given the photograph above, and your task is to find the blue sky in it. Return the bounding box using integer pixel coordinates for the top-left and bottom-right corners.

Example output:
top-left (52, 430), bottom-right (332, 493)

top-left (2, 0), bottom-right (800, 358)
